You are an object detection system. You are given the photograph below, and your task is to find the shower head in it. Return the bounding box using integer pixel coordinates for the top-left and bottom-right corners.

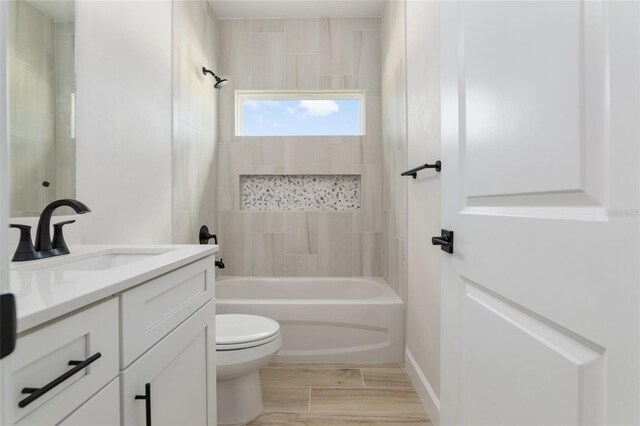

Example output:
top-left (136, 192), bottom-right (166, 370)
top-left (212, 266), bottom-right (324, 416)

top-left (202, 67), bottom-right (228, 90)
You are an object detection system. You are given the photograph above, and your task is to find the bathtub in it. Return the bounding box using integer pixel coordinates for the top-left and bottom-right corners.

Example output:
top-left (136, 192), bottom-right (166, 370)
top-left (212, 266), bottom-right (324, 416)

top-left (215, 277), bottom-right (404, 363)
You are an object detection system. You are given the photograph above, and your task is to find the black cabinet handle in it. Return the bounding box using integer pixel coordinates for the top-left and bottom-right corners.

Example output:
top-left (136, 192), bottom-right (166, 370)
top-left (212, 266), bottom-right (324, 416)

top-left (135, 383), bottom-right (152, 426)
top-left (432, 230), bottom-right (454, 254)
top-left (18, 352), bottom-right (102, 408)
top-left (401, 161), bottom-right (441, 179)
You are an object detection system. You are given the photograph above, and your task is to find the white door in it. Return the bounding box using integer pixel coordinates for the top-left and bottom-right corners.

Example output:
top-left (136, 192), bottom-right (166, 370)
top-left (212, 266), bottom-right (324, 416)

top-left (440, 1), bottom-right (639, 425)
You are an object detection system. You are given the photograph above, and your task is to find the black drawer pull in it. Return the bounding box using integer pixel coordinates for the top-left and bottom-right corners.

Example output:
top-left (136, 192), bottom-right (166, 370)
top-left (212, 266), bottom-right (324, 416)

top-left (18, 352), bottom-right (102, 408)
top-left (135, 383), bottom-right (152, 426)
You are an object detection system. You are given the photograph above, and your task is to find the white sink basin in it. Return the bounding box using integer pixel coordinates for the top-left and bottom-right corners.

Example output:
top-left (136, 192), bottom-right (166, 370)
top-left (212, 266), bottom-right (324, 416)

top-left (49, 253), bottom-right (161, 271)
top-left (12, 247), bottom-right (174, 272)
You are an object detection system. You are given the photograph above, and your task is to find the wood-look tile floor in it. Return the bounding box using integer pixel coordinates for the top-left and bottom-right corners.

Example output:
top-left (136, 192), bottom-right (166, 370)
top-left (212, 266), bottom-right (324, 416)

top-left (245, 363), bottom-right (431, 425)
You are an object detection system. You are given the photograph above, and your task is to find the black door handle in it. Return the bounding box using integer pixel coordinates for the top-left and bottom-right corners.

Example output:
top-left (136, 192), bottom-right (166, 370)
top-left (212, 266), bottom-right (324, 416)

top-left (18, 353), bottom-right (102, 408)
top-left (135, 383), bottom-right (152, 426)
top-left (432, 230), bottom-right (454, 254)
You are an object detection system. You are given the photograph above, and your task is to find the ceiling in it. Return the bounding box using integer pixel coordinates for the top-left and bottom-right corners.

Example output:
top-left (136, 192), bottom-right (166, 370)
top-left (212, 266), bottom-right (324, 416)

top-left (210, 0), bottom-right (385, 19)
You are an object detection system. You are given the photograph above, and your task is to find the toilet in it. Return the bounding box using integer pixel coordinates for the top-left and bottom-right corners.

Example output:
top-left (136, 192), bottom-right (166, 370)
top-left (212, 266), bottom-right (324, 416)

top-left (216, 314), bottom-right (282, 426)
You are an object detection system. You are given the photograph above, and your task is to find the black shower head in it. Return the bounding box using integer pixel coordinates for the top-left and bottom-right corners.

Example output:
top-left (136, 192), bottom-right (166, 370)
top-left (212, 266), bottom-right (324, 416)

top-left (202, 67), bottom-right (228, 90)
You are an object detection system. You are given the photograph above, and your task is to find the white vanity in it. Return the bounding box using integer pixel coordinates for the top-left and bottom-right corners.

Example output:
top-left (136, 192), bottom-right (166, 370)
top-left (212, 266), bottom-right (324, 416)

top-left (7, 245), bottom-right (218, 426)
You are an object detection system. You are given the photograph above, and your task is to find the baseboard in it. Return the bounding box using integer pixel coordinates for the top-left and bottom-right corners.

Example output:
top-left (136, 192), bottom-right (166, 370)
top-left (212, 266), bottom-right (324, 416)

top-left (405, 347), bottom-right (440, 426)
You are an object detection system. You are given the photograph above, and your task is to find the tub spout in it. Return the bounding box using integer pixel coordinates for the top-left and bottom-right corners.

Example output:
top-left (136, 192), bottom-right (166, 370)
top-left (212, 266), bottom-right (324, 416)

top-left (215, 259), bottom-right (225, 269)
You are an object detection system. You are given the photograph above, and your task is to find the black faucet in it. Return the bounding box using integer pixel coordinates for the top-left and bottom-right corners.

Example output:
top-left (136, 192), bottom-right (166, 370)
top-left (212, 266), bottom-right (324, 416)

top-left (215, 259), bottom-right (225, 269)
top-left (10, 199), bottom-right (91, 262)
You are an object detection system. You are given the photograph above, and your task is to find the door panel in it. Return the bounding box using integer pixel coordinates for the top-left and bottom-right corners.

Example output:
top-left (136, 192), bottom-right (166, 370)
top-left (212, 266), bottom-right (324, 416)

top-left (441, 1), bottom-right (639, 424)
top-left (461, 278), bottom-right (604, 425)
top-left (462, 1), bottom-right (608, 215)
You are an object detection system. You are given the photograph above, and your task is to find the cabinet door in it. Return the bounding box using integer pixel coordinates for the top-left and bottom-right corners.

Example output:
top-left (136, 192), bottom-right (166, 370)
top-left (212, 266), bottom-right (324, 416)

top-left (59, 379), bottom-right (120, 426)
top-left (121, 300), bottom-right (216, 426)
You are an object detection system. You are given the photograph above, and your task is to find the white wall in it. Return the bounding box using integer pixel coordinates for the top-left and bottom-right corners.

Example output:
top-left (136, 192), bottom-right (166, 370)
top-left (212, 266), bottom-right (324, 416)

top-left (405, 0), bottom-right (441, 423)
top-left (75, 0), bottom-right (173, 244)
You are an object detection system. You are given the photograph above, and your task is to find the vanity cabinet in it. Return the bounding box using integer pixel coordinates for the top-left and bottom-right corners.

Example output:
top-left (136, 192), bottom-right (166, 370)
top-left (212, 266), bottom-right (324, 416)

top-left (9, 254), bottom-right (217, 426)
top-left (9, 299), bottom-right (119, 426)
top-left (122, 300), bottom-right (216, 426)
top-left (59, 378), bottom-right (120, 426)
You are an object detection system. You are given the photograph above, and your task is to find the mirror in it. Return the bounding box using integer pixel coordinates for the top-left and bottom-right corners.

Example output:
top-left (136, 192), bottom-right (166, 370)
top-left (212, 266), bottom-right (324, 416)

top-left (8, 0), bottom-right (76, 217)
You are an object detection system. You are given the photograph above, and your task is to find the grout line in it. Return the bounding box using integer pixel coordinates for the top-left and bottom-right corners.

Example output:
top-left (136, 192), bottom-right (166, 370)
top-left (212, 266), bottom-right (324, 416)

top-left (360, 368), bottom-right (366, 388)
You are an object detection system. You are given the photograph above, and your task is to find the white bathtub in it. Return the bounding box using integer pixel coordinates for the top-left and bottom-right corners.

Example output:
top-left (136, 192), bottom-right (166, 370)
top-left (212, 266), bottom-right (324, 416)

top-left (216, 277), bottom-right (404, 363)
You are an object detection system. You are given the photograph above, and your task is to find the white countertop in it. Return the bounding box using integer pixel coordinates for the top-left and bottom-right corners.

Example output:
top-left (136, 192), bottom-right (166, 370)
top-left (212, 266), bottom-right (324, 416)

top-left (9, 244), bottom-right (219, 333)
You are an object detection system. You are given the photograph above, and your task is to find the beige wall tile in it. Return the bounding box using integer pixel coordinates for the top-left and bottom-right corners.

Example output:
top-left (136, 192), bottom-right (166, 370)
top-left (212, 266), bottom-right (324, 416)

top-left (285, 255), bottom-right (319, 277)
top-left (251, 32), bottom-right (285, 89)
top-left (253, 212), bottom-right (284, 233)
top-left (382, 210), bottom-right (390, 283)
top-left (252, 138), bottom-right (285, 166)
top-left (252, 165), bottom-right (285, 174)
top-left (219, 211), bottom-right (252, 276)
top-left (354, 232), bottom-right (382, 276)
top-left (252, 18), bottom-right (285, 32)
top-left (252, 233), bottom-right (285, 276)
top-left (285, 18), bottom-right (319, 54)
top-left (319, 75), bottom-right (353, 90)
top-left (218, 143), bottom-right (251, 210)
top-left (354, 17), bottom-right (382, 30)
top-left (361, 97), bottom-right (383, 164)
top-left (285, 54), bottom-right (319, 89)
top-left (11, 0), bottom-right (44, 70)
top-left (285, 138), bottom-right (319, 173)
top-left (219, 19), bottom-right (251, 75)
top-left (353, 164), bottom-right (382, 232)
top-left (319, 143), bottom-right (353, 174)
top-left (318, 212), bottom-right (353, 276)
top-left (285, 212), bottom-right (318, 254)
top-left (319, 18), bottom-right (353, 76)
top-left (392, 148), bottom-right (407, 240)
top-left (353, 30), bottom-right (381, 96)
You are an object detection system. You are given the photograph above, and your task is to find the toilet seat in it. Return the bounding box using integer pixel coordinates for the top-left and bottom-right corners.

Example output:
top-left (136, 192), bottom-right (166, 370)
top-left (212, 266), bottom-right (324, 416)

top-left (216, 314), bottom-right (280, 351)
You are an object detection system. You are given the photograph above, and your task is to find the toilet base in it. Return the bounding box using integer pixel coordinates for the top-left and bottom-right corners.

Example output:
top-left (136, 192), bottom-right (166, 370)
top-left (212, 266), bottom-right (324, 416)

top-left (217, 370), bottom-right (264, 426)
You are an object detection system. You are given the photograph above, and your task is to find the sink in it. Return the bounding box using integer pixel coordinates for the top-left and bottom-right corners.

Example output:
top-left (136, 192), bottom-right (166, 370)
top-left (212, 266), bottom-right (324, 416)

top-left (49, 253), bottom-right (161, 271)
top-left (12, 247), bottom-right (174, 272)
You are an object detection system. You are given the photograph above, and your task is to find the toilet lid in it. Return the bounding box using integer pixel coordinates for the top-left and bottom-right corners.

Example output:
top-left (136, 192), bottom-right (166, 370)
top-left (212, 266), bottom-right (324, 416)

top-left (216, 314), bottom-right (280, 346)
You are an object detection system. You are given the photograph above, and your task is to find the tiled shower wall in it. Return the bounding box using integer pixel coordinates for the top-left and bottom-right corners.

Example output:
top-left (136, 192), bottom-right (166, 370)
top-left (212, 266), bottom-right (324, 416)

top-left (172, 0), bottom-right (220, 244)
top-left (8, 1), bottom-right (75, 217)
top-left (382, 1), bottom-right (408, 301)
top-left (217, 17), bottom-right (383, 277)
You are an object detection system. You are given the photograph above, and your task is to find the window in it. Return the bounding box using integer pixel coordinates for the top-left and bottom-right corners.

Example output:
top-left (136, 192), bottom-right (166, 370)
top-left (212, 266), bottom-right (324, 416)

top-left (236, 91), bottom-right (365, 137)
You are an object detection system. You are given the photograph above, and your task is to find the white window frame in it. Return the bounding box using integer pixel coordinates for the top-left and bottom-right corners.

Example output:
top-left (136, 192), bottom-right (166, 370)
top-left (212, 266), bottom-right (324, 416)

top-left (235, 90), bottom-right (366, 137)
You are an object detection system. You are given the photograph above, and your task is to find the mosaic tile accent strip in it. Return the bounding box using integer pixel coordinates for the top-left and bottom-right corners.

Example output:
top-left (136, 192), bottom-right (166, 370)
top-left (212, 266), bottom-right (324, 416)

top-left (241, 175), bottom-right (361, 211)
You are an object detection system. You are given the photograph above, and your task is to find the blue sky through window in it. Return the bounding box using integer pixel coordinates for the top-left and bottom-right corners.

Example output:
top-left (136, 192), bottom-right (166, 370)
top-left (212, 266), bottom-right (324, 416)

top-left (241, 99), bottom-right (362, 136)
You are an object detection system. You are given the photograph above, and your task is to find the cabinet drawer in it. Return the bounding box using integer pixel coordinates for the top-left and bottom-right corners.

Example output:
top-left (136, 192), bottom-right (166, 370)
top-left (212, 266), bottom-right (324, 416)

top-left (120, 257), bottom-right (214, 367)
top-left (11, 299), bottom-right (119, 426)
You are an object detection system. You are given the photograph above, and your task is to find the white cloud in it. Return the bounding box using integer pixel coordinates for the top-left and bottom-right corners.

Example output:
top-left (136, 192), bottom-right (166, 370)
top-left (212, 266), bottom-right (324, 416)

top-left (297, 100), bottom-right (340, 117)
